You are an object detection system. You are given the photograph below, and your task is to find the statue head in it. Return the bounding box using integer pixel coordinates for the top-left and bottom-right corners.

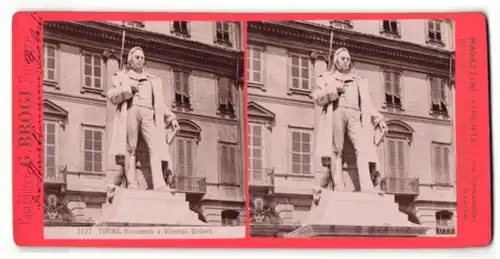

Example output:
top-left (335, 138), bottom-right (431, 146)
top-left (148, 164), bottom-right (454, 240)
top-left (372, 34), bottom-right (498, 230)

top-left (333, 47), bottom-right (353, 74)
top-left (127, 46), bottom-right (145, 72)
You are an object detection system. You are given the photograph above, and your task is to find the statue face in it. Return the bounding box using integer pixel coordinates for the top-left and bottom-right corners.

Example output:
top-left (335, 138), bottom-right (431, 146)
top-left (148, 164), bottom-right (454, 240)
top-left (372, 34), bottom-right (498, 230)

top-left (129, 49), bottom-right (145, 71)
top-left (335, 50), bottom-right (351, 72)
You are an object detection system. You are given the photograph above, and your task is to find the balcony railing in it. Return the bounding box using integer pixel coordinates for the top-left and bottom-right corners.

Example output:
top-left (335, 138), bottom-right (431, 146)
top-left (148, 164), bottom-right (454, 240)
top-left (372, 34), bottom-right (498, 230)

top-left (436, 226), bottom-right (456, 235)
top-left (44, 165), bottom-right (67, 184)
top-left (382, 177), bottom-right (419, 195)
top-left (249, 168), bottom-right (275, 187)
top-left (175, 175), bottom-right (206, 194)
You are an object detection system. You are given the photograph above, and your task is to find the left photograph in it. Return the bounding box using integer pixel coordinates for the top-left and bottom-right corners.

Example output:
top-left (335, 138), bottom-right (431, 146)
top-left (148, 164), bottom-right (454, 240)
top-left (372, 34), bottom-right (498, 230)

top-left (42, 20), bottom-right (246, 239)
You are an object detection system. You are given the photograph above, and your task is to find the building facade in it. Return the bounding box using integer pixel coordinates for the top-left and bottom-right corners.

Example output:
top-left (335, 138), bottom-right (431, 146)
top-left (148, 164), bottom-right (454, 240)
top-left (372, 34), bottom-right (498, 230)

top-left (42, 21), bottom-right (245, 226)
top-left (247, 20), bottom-right (457, 237)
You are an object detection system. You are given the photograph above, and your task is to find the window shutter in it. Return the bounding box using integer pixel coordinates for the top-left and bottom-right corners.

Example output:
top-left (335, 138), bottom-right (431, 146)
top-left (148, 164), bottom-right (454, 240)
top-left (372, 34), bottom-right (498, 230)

top-left (301, 56), bottom-right (310, 90)
top-left (213, 22), bottom-right (218, 41)
top-left (440, 80), bottom-right (447, 105)
top-left (302, 132), bottom-right (311, 174)
top-left (246, 47), bottom-right (252, 81)
top-left (170, 21), bottom-right (175, 32)
top-left (93, 55), bottom-right (102, 89)
top-left (430, 78), bottom-right (440, 105)
top-left (290, 55), bottom-right (300, 89)
top-left (229, 145), bottom-right (237, 184)
top-left (183, 72), bottom-right (190, 97)
top-left (94, 131), bottom-right (103, 173)
top-left (435, 22), bottom-right (442, 41)
top-left (218, 78), bottom-right (229, 105)
top-left (177, 139), bottom-right (185, 176)
top-left (249, 124), bottom-right (259, 181)
top-left (44, 45), bottom-right (57, 81)
top-left (229, 22), bottom-right (235, 45)
top-left (390, 20), bottom-right (398, 32)
top-left (394, 73), bottom-right (401, 98)
top-left (434, 145), bottom-right (442, 184)
top-left (291, 131), bottom-right (301, 174)
top-left (221, 144), bottom-right (229, 183)
top-left (428, 21), bottom-right (435, 40)
top-left (227, 80), bottom-right (233, 106)
top-left (397, 140), bottom-right (405, 178)
top-left (186, 21), bottom-right (191, 34)
top-left (382, 20), bottom-right (390, 31)
top-left (186, 139), bottom-right (193, 177)
top-left (388, 140), bottom-right (396, 177)
top-left (174, 71), bottom-right (181, 94)
top-left (443, 146), bottom-right (450, 185)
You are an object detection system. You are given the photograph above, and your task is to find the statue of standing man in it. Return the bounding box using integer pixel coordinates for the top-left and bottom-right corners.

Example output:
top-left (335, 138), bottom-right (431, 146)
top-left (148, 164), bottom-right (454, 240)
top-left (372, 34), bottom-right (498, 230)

top-left (107, 46), bottom-right (180, 196)
top-left (312, 47), bottom-right (388, 196)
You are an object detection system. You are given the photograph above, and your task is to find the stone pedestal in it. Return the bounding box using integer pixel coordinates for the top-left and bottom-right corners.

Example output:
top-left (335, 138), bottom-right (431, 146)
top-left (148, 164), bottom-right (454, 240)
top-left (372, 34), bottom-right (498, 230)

top-left (285, 191), bottom-right (429, 237)
top-left (96, 188), bottom-right (205, 226)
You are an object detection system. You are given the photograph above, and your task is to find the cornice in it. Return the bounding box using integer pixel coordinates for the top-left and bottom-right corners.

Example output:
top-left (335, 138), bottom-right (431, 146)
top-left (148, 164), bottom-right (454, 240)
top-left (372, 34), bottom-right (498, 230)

top-left (248, 92), bottom-right (314, 109)
top-left (248, 21), bottom-right (454, 75)
top-left (174, 111), bottom-right (240, 126)
top-left (44, 90), bottom-right (107, 107)
top-left (249, 93), bottom-right (452, 125)
top-left (44, 21), bottom-right (244, 78)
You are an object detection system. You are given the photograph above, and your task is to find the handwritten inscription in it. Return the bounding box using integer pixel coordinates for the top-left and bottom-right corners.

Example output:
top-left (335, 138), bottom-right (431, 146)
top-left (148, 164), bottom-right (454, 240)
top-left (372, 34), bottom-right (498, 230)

top-left (16, 12), bottom-right (43, 225)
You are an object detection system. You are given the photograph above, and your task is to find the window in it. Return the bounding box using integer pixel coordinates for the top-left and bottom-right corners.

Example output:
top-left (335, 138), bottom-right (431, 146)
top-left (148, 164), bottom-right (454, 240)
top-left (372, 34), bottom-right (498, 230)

top-left (386, 138), bottom-right (406, 178)
top-left (82, 52), bottom-right (103, 93)
top-left (173, 119), bottom-right (202, 193)
top-left (215, 21), bottom-right (232, 45)
top-left (290, 128), bottom-right (312, 175)
top-left (44, 121), bottom-right (58, 180)
top-left (219, 142), bottom-right (238, 184)
top-left (125, 21), bottom-right (145, 29)
top-left (43, 44), bottom-right (57, 84)
top-left (383, 70), bottom-right (402, 107)
top-left (176, 137), bottom-right (194, 177)
top-left (83, 128), bottom-right (103, 173)
top-left (289, 54), bottom-right (310, 94)
top-left (221, 210), bottom-right (240, 226)
top-left (249, 123), bottom-right (264, 183)
top-left (247, 46), bottom-right (263, 84)
top-left (217, 77), bottom-right (235, 115)
top-left (430, 77), bottom-right (448, 115)
top-left (171, 21), bottom-right (190, 37)
top-left (381, 20), bottom-right (400, 35)
top-left (432, 143), bottom-right (451, 185)
top-left (330, 20), bottom-right (353, 29)
top-left (173, 70), bottom-right (191, 108)
top-left (436, 210), bottom-right (455, 235)
top-left (427, 20), bottom-right (443, 43)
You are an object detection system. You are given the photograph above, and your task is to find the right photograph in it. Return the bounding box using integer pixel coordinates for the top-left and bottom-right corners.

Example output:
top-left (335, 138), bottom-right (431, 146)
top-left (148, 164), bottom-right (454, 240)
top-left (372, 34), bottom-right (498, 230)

top-left (246, 20), bottom-right (456, 238)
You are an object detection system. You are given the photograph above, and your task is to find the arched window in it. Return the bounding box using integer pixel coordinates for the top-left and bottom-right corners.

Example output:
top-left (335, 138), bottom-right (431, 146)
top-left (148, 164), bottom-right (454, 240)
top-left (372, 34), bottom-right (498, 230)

top-left (384, 120), bottom-right (414, 179)
top-left (173, 119), bottom-right (202, 191)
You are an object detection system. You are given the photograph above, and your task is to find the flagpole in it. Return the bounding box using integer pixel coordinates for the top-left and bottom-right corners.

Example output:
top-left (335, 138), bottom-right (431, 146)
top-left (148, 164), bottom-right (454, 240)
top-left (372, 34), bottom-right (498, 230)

top-left (119, 22), bottom-right (126, 70)
top-left (327, 21), bottom-right (334, 71)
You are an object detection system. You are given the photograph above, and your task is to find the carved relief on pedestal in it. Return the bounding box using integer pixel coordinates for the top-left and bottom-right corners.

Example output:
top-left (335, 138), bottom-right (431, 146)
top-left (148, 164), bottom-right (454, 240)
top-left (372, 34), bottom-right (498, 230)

top-left (44, 193), bottom-right (75, 222)
top-left (249, 196), bottom-right (281, 224)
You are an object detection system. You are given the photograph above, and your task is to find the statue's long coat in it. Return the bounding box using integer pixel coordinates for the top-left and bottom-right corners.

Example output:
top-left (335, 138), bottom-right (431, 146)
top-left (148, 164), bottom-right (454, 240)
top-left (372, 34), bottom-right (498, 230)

top-left (107, 70), bottom-right (177, 165)
top-left (312, 72), bottom-right (385, 171)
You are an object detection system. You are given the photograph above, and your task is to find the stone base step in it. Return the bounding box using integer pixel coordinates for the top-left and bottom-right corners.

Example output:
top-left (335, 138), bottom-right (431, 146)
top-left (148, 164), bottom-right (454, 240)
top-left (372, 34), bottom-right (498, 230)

top-left (97, 188), bottom-right (205, 226)
top-left (306, 191), bottom-right (419, 227)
